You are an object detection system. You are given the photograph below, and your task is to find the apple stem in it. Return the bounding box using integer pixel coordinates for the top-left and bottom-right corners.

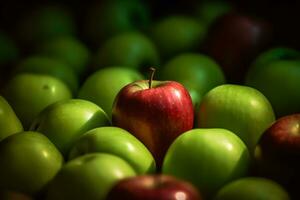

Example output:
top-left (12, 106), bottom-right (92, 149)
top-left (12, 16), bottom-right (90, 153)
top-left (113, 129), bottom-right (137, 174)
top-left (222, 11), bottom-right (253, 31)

top-left (149, 67), bottom-right (156, 89)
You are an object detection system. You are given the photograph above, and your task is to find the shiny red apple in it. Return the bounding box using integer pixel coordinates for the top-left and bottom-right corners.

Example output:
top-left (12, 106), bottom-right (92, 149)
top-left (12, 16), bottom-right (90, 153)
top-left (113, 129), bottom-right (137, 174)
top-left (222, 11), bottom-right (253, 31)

top-left (105, 175), bottom-right (202, 200)
top-left (204, 12), bottom-right (272, 83)
top-left (112, 68), bottom-right (194, 167)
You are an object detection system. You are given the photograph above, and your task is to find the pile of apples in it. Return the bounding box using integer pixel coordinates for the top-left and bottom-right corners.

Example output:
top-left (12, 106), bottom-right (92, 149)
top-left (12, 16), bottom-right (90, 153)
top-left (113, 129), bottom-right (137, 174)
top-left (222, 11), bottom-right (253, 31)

top-left (0, 0), bottom-right (299, 199)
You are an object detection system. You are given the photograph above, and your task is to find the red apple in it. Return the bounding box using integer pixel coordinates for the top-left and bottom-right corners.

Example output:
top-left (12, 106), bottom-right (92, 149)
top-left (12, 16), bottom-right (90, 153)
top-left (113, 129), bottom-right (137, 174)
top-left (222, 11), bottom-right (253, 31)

top-left (254, 113), bottom-right (300, 199)
top-left (106, 175), bottom-right (202, 200)
top-left (112, 68), bottom-right (194, 167)
top-left (204, 12), bottom-right (272, 83)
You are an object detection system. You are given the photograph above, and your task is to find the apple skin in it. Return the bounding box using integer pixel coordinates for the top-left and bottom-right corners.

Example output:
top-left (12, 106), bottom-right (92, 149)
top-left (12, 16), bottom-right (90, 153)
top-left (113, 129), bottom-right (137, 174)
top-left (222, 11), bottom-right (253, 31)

top-left (78, 67), bottom-right (143, 118)
top-left (149, 15), bottom-right (207, 59)
top-left (159, 53), bottom-right (225, 107)
top-left (84, 0), bottom-right (150, 46)
top-left (213, 177), bottom-right (290, 200)
top-left (253, 114), bottom-right (300, 199)
top-left (2, 73), bottom-right (72, 129)
top-left (162, 128), bottom-right (250, 199)
top-left (93, 32), bottom-right (159, 74)
top-left (112, 80), bottom-right (194, 166)
top-left (15, 56), bottom-right (79, 94)
top-left (204, 12), bottom-right (272, 83)
top-left (0, 131), bottom-right (64, 195)
top-left (0, 96), bottom-right (23, 141)
top-left (45, 153), bottom-right (136, 200)
top-left (69, 126), bottom-right (156, 174)
top-left (245, 48), bottom-right (300, 117)
top-left (106, 175), bottom-right (203, 200)
top-left (37, 36), bottom-right (90, 76)
top-left (30, 99), bottom-right (110, 156)
top-left (197, 84), bottom-right (275, 153)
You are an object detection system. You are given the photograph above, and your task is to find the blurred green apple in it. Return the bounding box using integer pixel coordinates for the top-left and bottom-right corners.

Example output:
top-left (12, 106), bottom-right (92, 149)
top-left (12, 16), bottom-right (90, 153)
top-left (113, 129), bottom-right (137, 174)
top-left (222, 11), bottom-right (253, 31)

top-left (197, 84), bottom-right (275, 153)
top-left (16, 4), bottom-right (75, 46)
top-left (214, 177), bottom-right (290, 200)
top-left (0, 96), bottom-right (23, 141)
top-left (246, 47), bottom-right (300, 117)
top-left (78, 67), bottom-right (143, 118)
top-left (195, 0), bottom-right (233, 27)
top-left (15, 56), bottom-right (79, 94)
top-left (0, 131), bottom-right (64, 195)
top-left (2, 73), bottom-right (72, 129)
top-left (85, 0), bottom-right (150, 45)
top-left (69, 126), bottom-right (156, 174)
top-left (150, 15), bottom-right (206, 59)
top-left (45, 153), bottom-right (136, 200)
top-left (30, 99), bottom-right (110, 156)
top-left (160, 53), bottom-right (225, 106)
top-left (93, 32), bottom-right (159, 74)
top-left (163, 128), bottom-right (250, 198)
top-left (37, 36), bottom-right (90, 76)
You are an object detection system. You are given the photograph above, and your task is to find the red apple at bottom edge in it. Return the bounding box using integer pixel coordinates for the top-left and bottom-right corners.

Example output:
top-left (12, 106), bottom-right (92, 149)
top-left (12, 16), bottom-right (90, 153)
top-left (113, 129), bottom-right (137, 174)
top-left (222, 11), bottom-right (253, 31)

top-left (112, 74), bottom-right (194, 167)
top-left (254, 113), bottom-right (300, 199)
top-left (105, 175), bottom-right (202, 200)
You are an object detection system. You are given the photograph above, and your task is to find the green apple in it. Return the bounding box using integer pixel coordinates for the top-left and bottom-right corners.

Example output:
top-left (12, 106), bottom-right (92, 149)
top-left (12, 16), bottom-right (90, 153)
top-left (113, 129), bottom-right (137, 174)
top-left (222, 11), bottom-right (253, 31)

top-left (245, 47), bottom-right (300, 117)
top-left (0, 131), bottom-right (64, 195)
top-left (45, 153), bottom-right (136, 200)
top-left (214, 177), bottom-right (290, 200)
top-left (15, 56), bottom-right (79, 94)
top-left (85, 0), bottom-right (150, 45)
top-left (30, 99), bottom-right (110, 156)
top-left (2, 73), bottom-right (72, 129)
top-left (69, 126), bottom-right (156, 174)
top-left (16, 4), bottom-right (75, 45)
top-left (149, 15), bottom-right (206, 59)
top-left (162, 128), bottom-right (250, 198)
top-left (93, 32), bottom-right (159, 74)
top-left (195, 0), bottom-right (233, 27)
top-left (37, 36), bottom-right (90, 76)
top-left (0, 96), bottom-right (23, 141)
top-left (160, 53), bottom-right (225, 107)
top-left (78, 67), bottom-right (143, 118)
top-left (197, 84), bottom-right (275, 153)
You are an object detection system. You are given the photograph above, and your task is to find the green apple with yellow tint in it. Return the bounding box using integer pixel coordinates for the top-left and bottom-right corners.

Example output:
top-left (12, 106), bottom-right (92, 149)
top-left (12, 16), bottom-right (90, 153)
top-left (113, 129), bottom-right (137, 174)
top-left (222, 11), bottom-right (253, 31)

top-left (214, 177), bottom-right (290, 200)
top-left (45, 153), bottom-right (136, 200)
top-left (197, 84), bottom-right (275, 153)
top-left (0, 131), bottom-right (63, 195)
top-left (30, 99), bottom-right (110, 156)
top-left (2, 73), bottom-right (72, 129)
top-left (69, 126), bottom-right (156, 174)
top-left (163, 128), bottom-right (250, 199)
top-left (0, 96), bottom-right (23, 141)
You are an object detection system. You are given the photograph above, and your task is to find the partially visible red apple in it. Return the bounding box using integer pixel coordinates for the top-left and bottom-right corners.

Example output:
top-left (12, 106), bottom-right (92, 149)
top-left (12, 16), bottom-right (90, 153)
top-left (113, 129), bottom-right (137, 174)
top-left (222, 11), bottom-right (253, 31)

top-left (112, 68), bottom-right (194, 167)
top-left (254, 113), bottom-right (300, 199)
top-left (204, 12), bottom-right (272, 83)
top-left (106, 175), bottom-right (202, 200)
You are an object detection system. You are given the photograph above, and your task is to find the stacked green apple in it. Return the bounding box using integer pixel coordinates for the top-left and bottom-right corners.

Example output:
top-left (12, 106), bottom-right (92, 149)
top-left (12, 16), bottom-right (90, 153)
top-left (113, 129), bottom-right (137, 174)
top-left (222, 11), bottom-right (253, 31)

top-left (0, 0), bottom-right (298, 200)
